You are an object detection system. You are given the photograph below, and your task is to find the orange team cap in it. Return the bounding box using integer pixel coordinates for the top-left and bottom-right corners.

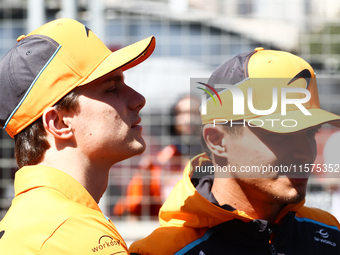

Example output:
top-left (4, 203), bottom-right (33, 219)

top-left (0, 18), bottom-right (156, 137)
top-left (200, 48), bottom-right (340, 133)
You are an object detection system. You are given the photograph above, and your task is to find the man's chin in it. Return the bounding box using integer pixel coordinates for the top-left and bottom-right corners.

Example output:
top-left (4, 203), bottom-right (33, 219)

top-left (273, 190), bottom-right (306, 205)
top-left (115, 139), bottom-right (146, 163)
top-left (287, 194), bottom-right (306, 204)
top-left (131, 138), bottom-right (147, 156)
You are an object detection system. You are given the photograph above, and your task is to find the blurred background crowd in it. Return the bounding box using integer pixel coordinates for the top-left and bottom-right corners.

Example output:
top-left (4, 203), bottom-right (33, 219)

top-left (1, 0), bottom-right (340, 245)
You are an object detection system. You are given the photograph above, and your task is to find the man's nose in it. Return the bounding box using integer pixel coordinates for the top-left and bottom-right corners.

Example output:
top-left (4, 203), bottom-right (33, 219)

top-left (127, 86), bottom-right (146, 111)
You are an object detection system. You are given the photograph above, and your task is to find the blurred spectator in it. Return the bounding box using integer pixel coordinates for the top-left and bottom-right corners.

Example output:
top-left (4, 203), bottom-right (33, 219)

top-left (113, 94), bottom-right (201, 217)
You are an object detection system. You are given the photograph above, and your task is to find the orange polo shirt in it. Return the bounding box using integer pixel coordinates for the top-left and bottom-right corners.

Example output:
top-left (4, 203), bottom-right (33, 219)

top-left (0, 165), bottom-right (128, 254)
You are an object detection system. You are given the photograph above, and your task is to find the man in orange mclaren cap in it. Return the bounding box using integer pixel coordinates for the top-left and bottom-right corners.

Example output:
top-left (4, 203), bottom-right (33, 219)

top-left (0, 18), bottom-right (155, 254)
top-left (129, 48), bottom-right (340, 254)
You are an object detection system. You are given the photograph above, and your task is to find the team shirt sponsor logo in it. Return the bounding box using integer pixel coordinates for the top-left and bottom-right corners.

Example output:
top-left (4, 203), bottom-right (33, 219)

top-left (91, 235), bottom-right (123, 253)
top-left (314, 229), bottom-right (337, 247)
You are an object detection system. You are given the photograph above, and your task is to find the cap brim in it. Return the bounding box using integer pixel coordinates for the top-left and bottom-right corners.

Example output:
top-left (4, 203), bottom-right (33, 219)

top-left (246, 108), bottom-right (340, 133)
top-left (79, 36), bottom-right (155, 86)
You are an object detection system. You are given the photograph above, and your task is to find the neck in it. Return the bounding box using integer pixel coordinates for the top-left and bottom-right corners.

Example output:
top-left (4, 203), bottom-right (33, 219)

top-left (211, 178), bottom-right (284, 224)
top-left (70, 165), bottom-right (110, 204)
top-left (83, 173), bottom-right (109, 204)
top-left (40, 147), bottom-right (112, 204)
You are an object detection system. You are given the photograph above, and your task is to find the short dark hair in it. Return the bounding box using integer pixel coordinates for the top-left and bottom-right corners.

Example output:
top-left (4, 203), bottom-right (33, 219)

top-left (201, 123), bottom-right (244, 160)
top-left (14, 91), bottom-right (80, 168)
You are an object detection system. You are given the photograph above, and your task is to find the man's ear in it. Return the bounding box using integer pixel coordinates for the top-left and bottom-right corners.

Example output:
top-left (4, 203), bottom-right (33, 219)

top-left (203, 124), bottom-right (228, 157)
top-left (42, 107), bottom-right (73, 139)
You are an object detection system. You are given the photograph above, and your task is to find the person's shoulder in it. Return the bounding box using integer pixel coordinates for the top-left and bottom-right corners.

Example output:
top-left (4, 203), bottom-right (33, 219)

top-left (296, 205), bottom-right (340, 230)
top-left (129, 224), bottom-right (208, 255)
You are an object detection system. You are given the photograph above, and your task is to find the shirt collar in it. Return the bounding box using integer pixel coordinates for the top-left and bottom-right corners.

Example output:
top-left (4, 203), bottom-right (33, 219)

top-left (14, 165), bottom-right (101, 212)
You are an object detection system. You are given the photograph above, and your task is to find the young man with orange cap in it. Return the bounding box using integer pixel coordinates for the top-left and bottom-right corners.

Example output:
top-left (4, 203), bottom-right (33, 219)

top-left (0, 18), bottom-right (155, 254)
top-left (129, 48), bottom-right (340, 254)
